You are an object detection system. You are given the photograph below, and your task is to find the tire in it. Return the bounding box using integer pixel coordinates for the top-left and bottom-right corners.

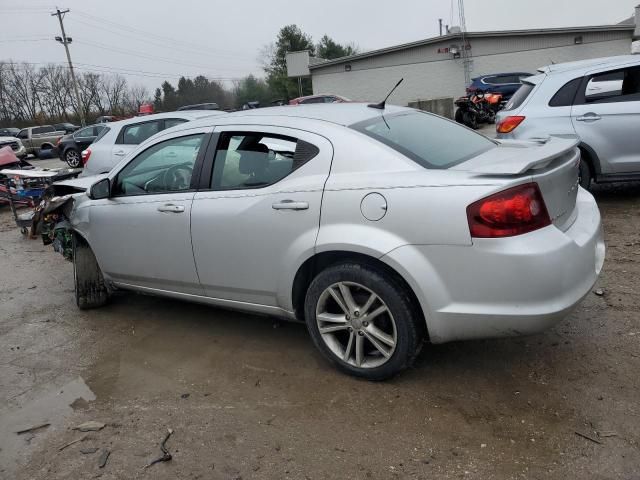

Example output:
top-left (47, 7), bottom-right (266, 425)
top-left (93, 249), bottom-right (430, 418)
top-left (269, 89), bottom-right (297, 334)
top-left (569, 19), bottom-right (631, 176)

top-left (73, 235), bottom-right (109, 310)
top-left (304, 263), bottom-right (424, 380)
top-left (578, 158), bottom-right (592, 190)
top-left (463, 111), bottom-right (479, 129)
top-left (64, 148), bottom-right (82, 168)
top-left (454, 108), bottom-right (465, 124)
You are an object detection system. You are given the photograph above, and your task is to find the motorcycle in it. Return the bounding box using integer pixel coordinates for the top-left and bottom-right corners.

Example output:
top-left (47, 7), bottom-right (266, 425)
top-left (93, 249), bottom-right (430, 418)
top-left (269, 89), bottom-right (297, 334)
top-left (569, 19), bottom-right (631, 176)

top-left (454, 91), bottom-right (504, 129)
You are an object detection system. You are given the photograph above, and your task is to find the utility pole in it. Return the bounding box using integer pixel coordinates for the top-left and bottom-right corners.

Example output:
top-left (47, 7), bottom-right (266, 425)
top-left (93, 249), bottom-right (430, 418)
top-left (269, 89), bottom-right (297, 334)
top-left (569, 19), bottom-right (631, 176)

top-left (51, 8), bottom-right (85, 126)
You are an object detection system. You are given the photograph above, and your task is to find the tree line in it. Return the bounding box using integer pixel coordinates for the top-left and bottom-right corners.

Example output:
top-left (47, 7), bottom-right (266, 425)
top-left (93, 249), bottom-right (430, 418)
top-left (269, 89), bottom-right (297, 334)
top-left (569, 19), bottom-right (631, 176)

top-left (0, 25), bottom-right (357, 127)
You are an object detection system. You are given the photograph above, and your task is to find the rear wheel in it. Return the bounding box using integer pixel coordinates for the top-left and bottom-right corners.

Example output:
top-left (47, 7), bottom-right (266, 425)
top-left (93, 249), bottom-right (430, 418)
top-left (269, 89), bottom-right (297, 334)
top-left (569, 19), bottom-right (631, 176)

top-left (64, 148), bottom-right (81, 168)
top-left (304, 263), bottom-right (423, 380)
top-left (73, 235), bottom-right (109, 309)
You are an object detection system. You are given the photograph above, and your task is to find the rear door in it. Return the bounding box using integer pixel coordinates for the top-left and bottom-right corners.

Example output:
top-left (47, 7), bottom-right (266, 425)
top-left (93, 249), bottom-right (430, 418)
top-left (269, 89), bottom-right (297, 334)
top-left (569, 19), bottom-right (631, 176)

top-left (112, 118), bottom-right (190, 164)
top-left (190, 125), bottom-right (333, 308)
top-left (112, 119), bottom-right (162, 164)
top-left (571, 64), bottom-right (640, 174)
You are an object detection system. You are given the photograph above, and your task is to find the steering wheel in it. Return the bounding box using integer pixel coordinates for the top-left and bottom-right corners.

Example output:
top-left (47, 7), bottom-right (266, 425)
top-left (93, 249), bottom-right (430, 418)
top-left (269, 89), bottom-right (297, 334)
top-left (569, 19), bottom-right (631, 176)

top-left (163, 164), bottom-right (193, 191)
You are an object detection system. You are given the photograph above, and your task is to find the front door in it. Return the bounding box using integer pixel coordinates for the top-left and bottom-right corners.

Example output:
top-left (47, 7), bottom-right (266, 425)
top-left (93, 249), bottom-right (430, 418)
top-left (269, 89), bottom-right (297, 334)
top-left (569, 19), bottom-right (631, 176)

top-left (87, 130), bottom-right (209, 294)
top-left (572, 65), bottom-right (640, 174)
top-left (190, 126), bottom-right (333, 309)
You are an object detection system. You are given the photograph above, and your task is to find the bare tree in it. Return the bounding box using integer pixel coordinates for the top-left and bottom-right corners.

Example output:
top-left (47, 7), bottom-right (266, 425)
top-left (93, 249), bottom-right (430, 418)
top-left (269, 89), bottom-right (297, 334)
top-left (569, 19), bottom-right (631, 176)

top-left (101, 74), bottom-right (128, 116)
top-left (124, 84), bottom-right (149, 114)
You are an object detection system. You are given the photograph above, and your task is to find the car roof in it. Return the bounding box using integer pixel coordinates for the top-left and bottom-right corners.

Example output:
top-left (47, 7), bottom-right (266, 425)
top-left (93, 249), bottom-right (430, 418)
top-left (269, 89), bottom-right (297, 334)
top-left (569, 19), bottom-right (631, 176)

top-left (538, 55), bottom-right (640, 75)
top-left (183, 103), bottom-right (411, 130)
top-left (474, 72), bottom-right (532, 79)
top-left (101, 110), bottom-right (224, 129)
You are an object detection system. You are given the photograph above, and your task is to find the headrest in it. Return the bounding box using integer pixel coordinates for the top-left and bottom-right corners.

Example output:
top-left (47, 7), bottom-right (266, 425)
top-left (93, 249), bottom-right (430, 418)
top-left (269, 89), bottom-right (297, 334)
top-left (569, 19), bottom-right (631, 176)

top-left (238, 143), bottom-right (269, 174)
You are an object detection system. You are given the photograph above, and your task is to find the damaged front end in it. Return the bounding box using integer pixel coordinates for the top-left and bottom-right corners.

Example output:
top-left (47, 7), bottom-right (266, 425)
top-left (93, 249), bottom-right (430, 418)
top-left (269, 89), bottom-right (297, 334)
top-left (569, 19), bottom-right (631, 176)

top-left (33, 182), bottom-right (91, 260)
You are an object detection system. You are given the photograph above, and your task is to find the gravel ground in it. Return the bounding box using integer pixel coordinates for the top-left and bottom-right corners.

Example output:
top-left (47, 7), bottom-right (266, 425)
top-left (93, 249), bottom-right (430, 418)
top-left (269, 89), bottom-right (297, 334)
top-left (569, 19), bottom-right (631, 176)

top-left (0, 180), bottom-right (638, 480)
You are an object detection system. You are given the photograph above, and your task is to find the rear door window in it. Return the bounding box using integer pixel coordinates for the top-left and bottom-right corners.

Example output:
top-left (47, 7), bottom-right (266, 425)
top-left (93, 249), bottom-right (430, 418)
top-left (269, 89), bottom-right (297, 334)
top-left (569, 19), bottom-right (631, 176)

top-left (350, 111), bottom-right (495, 169)
top-left (164, 118), bottom-right (188, 129)
top-left (119, 120), bottom-right (161, 145)
top-left (33, 126), bottom-right (54, 135)
top-left (583, 66), bottom-right (639, 104)
top-left (211, 132), bottom-right (319, 189)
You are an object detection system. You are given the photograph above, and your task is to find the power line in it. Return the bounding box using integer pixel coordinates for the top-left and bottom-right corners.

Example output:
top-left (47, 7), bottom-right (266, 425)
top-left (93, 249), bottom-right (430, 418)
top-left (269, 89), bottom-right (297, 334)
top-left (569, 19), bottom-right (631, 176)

top-left (69, 16), bottom-right (257, 63)
top-left (74, 39), bottom-right (252, 73)
top-left (74, 10), bottom-right (254, 59)
top-left (1, 61), bottom-right (243, 81)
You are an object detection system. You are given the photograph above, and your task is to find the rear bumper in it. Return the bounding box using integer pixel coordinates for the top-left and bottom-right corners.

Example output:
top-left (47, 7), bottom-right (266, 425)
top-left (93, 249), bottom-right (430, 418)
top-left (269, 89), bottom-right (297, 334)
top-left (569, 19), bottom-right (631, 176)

top-left (382, 188), bottom-right (604, 343)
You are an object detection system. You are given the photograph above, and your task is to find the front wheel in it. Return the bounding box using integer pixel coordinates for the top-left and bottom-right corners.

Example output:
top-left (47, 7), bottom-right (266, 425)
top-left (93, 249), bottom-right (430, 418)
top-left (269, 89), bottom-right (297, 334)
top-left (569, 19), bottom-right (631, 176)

top-left (65, 148), bottom-right (82, 168)
top-left (304, 263), bottom-right (424, 380)
top-left (463, 111), bottom-right (479, 129)
top-left (73, 235), bottom-right (109, 309)
top-left (454, 108), bottom-right (465, 124)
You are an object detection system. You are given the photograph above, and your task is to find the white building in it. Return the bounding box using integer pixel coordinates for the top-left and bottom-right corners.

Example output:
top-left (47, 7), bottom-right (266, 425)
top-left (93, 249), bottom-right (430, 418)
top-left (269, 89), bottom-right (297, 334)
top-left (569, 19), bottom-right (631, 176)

top-left (301, 12), bottom-right (638, 107)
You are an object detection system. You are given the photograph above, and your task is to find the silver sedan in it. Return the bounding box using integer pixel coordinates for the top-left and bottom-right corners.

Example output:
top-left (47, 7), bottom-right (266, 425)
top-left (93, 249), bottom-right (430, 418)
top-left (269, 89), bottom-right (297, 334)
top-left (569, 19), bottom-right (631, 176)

top-left (52, 104), bottom-right (604, 380)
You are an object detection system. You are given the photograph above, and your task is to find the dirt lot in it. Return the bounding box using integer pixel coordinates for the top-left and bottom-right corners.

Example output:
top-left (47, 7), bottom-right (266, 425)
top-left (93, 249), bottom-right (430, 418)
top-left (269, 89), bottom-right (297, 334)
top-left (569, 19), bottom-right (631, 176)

top-left (0, 181), bottom-right (639, 480)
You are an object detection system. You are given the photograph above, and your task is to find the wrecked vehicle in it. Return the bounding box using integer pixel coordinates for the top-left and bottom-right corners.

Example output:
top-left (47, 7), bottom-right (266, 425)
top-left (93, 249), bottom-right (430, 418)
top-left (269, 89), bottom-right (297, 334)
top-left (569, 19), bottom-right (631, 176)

top-left (37, 104), bottom-right (605, 380)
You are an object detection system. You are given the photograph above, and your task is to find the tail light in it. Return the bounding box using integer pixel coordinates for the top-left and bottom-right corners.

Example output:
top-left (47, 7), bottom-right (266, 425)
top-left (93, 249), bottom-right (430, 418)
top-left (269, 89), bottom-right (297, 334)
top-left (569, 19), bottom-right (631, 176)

top-left (467, 183), bottom-right (551, 238)
top-left (81, 148), bottom-right (91, 165)
top-left (56, 136), bottom-right (63, 146)
top-left (496, 115), bottom-right (525, 134)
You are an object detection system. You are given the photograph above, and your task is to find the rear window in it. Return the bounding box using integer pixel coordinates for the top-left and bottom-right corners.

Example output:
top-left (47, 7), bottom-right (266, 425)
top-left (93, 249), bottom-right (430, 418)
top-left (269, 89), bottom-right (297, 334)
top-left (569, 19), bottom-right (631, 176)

top-left (33, 126), bottom-right (54, 135)
top-left (350, 111), bottom-right (495, 169)
top-left (549, 78), bottom-right (582, 107)
top-left (94, 126), bottom-right (110, 142)
top-left (503, 82), bottom-right (535, 111)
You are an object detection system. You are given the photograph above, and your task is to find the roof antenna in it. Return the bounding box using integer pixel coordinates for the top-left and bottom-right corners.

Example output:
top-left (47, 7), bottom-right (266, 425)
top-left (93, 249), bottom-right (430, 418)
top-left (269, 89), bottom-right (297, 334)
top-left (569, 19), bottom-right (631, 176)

top-left (368, 78), bottom-right (404, 110)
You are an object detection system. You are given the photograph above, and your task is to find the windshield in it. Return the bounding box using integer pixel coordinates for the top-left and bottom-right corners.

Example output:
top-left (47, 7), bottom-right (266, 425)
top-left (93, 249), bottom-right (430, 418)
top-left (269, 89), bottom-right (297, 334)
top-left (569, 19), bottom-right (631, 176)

top-left (350, 111), bottom-right (495, 169)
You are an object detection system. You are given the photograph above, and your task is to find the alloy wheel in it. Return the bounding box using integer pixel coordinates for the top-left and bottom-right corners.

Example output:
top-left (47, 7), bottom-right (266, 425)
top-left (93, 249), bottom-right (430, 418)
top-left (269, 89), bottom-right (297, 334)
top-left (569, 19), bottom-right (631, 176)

top-left (66, 149), bottom-right (81, 168)
top-left (315, 281), bottom-right (397, 369)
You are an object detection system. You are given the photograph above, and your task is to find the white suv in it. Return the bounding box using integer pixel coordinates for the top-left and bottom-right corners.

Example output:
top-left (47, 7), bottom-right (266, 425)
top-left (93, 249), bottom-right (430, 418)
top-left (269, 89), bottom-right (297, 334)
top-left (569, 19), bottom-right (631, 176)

top-left (81, 111), bottom-right (224, 176)
top-left (496, 55), bottom-right (640, 188)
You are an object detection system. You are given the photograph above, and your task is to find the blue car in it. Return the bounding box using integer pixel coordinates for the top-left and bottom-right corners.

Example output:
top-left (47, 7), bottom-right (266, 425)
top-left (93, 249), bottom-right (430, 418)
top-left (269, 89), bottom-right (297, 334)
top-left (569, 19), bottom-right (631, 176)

top-left (466, 72), bottom-right (533, 100)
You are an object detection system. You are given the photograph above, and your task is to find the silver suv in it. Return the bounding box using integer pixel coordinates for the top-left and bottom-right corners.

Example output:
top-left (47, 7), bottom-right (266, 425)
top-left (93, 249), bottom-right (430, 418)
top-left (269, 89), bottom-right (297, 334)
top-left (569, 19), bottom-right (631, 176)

top-left (496, 55), bottom-right (640, 188)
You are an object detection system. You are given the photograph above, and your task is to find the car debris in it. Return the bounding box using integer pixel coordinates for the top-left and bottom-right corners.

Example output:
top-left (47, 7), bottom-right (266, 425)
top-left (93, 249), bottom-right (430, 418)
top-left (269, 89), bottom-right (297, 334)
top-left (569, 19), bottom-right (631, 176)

top-left (594, 288), bottom-right (606, 296)
top-left (80, 447), bottom-right (99, 454)
top-left (144, 428), bottom-right (174, 469)
top-left (58, 435), bottom-right (86, 451)
top-left (73, 420), bottom-right (106, 432)
top-left (574, 430), bottom-right (602, 444)
top-left (15, 422), bottom-right (50, 435)
top-left (98, 449), bottom-right (111, 468)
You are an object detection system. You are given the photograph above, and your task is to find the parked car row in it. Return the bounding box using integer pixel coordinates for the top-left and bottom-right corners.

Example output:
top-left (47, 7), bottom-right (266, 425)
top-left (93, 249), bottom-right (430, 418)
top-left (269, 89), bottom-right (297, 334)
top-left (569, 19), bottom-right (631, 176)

top-left (496, 54), bottom-right (640, 188)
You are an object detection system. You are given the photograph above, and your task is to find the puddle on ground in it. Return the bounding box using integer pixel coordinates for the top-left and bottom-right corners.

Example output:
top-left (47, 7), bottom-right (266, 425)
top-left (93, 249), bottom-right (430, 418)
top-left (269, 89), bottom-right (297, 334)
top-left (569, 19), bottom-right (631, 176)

top-left (0, 377), bottom-right (95, 474)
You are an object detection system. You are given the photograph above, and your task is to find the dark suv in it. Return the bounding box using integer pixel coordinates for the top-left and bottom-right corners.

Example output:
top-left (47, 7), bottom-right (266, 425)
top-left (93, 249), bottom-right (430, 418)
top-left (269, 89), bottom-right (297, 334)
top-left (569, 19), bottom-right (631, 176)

top-left (466, 72), bottom-right (533, 100)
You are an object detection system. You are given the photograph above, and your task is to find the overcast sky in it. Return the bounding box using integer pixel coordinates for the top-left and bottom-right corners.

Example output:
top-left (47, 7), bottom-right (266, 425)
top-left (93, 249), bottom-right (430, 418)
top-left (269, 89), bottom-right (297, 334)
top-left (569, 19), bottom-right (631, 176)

top-left (1, 0), bottom-right (636, 92)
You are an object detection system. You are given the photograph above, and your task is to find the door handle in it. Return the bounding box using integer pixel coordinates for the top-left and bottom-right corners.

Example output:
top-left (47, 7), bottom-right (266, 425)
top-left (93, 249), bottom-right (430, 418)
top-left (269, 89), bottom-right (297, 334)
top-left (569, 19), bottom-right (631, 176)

top-left (272, 200), bottom-right (309, 211)
top-left (157, 204), bottom-right (185, 213)
top-left (114, 150), bottom-right (126, 156)
top-left (576, 114), bottom-right (602, 122)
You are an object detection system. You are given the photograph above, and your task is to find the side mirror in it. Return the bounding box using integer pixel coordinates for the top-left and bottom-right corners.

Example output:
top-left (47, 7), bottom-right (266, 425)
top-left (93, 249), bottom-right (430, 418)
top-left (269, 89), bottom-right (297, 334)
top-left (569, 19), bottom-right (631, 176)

top-left (89, 178), bottom-right (111, 200)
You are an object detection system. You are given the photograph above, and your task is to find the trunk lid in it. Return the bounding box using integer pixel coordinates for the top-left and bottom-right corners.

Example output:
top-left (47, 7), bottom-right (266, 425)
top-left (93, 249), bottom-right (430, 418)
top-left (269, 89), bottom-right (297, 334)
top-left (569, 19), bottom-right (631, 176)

top-left (452, 136), bottom-right (581, 231)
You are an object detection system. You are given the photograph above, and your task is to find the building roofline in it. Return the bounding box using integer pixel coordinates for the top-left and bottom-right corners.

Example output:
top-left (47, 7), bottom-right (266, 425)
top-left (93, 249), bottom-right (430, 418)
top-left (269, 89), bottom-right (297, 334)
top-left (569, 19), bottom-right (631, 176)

top-left (309, 24), bottom-right (635, 70)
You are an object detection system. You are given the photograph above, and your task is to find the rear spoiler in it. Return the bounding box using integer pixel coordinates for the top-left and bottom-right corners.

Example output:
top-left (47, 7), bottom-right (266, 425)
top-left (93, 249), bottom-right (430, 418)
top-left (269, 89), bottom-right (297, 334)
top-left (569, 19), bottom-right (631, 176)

top-left (451, 136), bottom-right (580, 175)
